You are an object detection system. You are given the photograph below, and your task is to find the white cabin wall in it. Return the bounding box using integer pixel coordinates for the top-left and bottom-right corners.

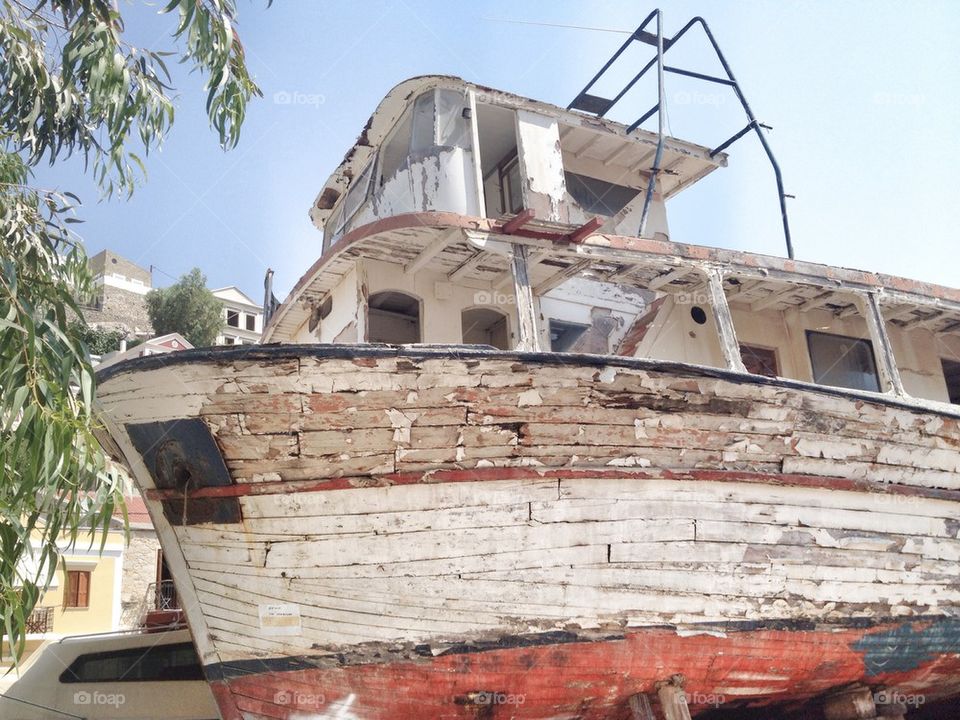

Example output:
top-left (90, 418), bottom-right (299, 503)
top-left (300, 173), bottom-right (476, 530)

top-left (289, 267), bottom-right (363, 344)
top-left (613, 192), bottom-right (670, 241)
top-left (886, 325), bottom-right (952, 402)
top-left (515, 110), bottom-right (568, 224)
top-left (363, 258), bottom-right (516, 346)
top-left (634, 296), bottom-right (726, 368)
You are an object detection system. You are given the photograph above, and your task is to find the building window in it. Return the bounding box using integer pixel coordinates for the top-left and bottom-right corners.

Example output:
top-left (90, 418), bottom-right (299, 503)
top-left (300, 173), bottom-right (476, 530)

top-left (64, 570), bottom-right (91, 608)
top-left (549, 319), bottom-right (589, 353)
top-left (942, 358), bottom-right (960, 404)
top-left (807, 331), bottom-right (880, 392)
top-left (245, 314), bottom-right (256, 331)
top-left (367, 291), bottom-right (421, 344)
top-left (60, 643), bottom-right (204, 683)
top-left (462, 308), bottom-right (509, 350)
top-left (497, 152), bottom-right (523, 215)
top-left (223, 336), bottom-right (235, 345)
top-left (226, 310), bottom-right (240, 328)
top-left (740, 344), bottom-right (780, 378)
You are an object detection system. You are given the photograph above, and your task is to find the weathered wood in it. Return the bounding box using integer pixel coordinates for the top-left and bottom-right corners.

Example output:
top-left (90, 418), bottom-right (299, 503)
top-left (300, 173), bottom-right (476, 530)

top-left (629, 693), bottom-right (656, 720)
top-left (657, 675), bottom-right (692, 720)
top-left (822, 686), bottom-right (876, 720)
top-left (706, 268), bottom-right (748, 373)
top-left (95, 347), bottom-right (960, 720)
top-left (863, 291), bottom-right (907, 396)
top-left (511, 242), bottom-right (542, 351)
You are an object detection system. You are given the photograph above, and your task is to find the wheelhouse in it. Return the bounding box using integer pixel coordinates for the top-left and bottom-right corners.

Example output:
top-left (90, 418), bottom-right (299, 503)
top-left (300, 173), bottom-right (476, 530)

top-left (266, 76), bottom-right (960, 411)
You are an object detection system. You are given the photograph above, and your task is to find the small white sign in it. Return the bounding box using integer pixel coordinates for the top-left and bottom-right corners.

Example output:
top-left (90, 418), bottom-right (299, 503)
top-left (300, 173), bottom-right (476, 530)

top-left (258, 603), bottom-right (302, 636)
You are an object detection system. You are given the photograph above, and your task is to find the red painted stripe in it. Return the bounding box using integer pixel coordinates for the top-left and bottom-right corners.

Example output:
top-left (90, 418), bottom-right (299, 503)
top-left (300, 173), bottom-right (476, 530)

top-left (142, 466), bottom-right (960, 503)
top-left (211, 620), bottom-right (960, 720)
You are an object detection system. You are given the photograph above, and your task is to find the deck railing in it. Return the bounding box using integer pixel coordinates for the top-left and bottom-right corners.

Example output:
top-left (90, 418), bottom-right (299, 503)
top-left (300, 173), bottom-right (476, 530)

top-left (25, 606), bottom-right (54, 634)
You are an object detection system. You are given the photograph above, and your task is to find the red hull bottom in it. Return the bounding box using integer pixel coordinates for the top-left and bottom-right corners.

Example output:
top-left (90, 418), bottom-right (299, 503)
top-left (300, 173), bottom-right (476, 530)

top-left (208, 617), bottom-right (960, 719)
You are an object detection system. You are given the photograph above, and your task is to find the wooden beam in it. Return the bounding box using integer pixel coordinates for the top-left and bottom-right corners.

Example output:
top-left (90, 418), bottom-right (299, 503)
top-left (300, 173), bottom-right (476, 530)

top-left (404, 228), bottom-right (460, 275)
top-left (750, 284), bottom-right (797, 312)
top-left (797, 291), bottom-right (838, 313)
top-left (448, 250), bottom-right (487, 282)
top-left (602, 142), bottom-right (634, 167)
top-left (656, 675), bottom-right (692, 720)
top-left (648, 266), bottom-right (692, 291)
top-left (511, 243), bottom-right (542, 351)
top-left (565, 217), bottom-right (604, 244)
top-left (863, 291), bottom-right (906, 396)
top-left (822, 686), bottom-right (875, 720)
top-left (573, 134), bottom-right (601, 159)
top-left (628, 693), bottom-right (656, 720)
top-left (534, 259), bottom-right (592, 296)
top-left (707, 268), bottom-right (748, 373)
top-left (499, 209), bottom-right (536, 235)
top-left (837, 303), bottom-right (861, 319)
top-left (605, 263), bottom-right (638, 283)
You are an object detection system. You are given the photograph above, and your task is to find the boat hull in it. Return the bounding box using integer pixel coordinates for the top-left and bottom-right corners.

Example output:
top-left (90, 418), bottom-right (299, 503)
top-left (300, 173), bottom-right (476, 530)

top-left (94, 346), bottom-right (960, 718)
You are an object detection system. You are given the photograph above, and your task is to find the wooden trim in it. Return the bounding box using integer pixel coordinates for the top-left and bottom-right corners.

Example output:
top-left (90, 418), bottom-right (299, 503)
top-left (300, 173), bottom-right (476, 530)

top-left (706, 268), bottom-right (748, 373)
top-left (143, 466), bottom-right (960, 504)
top-left (510, 243), bottom-right (541, 351)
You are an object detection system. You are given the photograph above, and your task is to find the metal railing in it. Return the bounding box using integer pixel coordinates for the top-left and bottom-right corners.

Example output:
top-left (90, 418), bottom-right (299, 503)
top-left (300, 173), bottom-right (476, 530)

top-left (25, 606), bottom-right (54, 634)
top-left (120, 579), bottom-right (180, 628)
top-left (568, 9), bottom-right (794, 258)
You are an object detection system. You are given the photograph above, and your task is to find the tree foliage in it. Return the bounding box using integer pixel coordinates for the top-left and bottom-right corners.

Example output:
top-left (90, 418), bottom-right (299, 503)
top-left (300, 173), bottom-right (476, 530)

top-left (68, 320), bottom-right (124, 355)
top-left (146, 268), bottom-right (222, 347)
top-left (0, 0), bottom-right (262, 657)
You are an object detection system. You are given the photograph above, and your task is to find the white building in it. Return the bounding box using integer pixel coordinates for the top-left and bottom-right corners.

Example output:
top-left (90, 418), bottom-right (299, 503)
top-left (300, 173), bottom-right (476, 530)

top-left (212, 286), bottom-right (263, 346)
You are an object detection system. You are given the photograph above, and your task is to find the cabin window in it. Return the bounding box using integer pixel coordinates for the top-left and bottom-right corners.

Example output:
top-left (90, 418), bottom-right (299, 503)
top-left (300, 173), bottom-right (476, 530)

top-left (59, 643), bottom-right (205, 683)
top-left (435, 89), bottom-right (470, 148)
top-left (462, 308), bottom-right (509, 350)
top-left (368, 291), bottom-right (421, 344)
top-left (226, 309), bottom-right (239, 328)
top-left (564, 172), bottom-right (639, 217)
top-left (807, 331), bottom-right (880, 392)
top-left (64, 570), bottom-right (90, 608)
top-left (378, 108), bottom-right (414, 187)
top-left (498, 152), bottom-right (523, 215)
top-left (740, 344), bottom-right (780, 378)
top-left (410, 92), bottom-right (436, 155)
top-left (336, 159), bottom-right (375, 235)
top-left (476, 103), bottom-right (519, 218)
top-left (549, 319), bottom-right (590, 352)
top-left (245, 314), bottom-right (256, 331)
top-left (942, 358), bottom-right (960, 404)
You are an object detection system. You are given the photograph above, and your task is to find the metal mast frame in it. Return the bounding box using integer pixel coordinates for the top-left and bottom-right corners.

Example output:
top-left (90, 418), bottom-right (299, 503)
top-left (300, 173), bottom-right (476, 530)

top-left (568, 10), bottom-right (794, 259)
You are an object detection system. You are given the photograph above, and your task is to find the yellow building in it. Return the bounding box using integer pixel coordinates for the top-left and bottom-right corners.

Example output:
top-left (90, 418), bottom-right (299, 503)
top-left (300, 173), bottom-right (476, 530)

top-left (35, 527), bottom-right (127, 636)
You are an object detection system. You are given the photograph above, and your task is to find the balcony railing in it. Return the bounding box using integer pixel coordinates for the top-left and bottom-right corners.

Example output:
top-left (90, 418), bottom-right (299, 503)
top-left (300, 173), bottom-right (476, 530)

top-left (25, 606), bottom-right (54, 634)
top-left (121, 579), bottom-right (182, 629)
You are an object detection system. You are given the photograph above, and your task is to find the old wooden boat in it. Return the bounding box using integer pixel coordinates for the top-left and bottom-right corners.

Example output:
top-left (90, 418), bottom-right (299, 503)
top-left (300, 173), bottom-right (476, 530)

top-left (94, 14), bottom-right (960, 720)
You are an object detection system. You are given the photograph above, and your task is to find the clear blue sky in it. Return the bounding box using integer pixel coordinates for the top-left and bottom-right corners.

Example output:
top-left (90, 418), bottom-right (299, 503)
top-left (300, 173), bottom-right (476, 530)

top-left (36, 0), bottom-right (960, 301)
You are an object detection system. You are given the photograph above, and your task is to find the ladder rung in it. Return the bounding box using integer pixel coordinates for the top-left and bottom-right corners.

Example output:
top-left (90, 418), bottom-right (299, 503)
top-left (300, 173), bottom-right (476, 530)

top-left (569, 93), bottom-right (615, 115)
top-left (634, 29), bottom-right (660, 46)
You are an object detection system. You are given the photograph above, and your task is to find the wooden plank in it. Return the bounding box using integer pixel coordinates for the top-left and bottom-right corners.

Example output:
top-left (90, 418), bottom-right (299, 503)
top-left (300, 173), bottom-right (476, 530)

top-left (706, 268), bottom-right (748, 373)
top-left (404, 227), bottom-right (461, 275)
top-left (511, 242), bottom-right (542, 351)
